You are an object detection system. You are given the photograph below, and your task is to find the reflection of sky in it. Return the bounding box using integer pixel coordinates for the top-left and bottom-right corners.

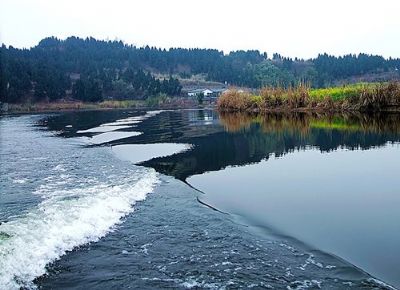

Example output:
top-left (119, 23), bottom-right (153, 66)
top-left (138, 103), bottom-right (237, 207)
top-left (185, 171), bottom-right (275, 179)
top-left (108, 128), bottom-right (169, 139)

top-left (188, 110), bottom-right (218, 126)
top-left (189, 144), bottom-right (400, 287)
top-left (112, 143), bottom-right (191, 164)
top-left (89, 131), bottom-right (142, 145)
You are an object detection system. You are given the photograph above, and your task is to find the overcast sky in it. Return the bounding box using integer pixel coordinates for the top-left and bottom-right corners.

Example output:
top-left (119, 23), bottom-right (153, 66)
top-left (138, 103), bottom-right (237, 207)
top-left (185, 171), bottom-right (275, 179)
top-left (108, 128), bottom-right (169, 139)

top-left (1, 0), bottom-right (399, 59)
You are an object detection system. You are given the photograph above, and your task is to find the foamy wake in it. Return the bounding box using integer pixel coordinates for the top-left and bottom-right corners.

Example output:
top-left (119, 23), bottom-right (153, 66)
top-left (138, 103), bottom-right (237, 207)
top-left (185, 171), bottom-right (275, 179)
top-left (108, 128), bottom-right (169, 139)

top-left (0, 169), bottom-right (158, 289)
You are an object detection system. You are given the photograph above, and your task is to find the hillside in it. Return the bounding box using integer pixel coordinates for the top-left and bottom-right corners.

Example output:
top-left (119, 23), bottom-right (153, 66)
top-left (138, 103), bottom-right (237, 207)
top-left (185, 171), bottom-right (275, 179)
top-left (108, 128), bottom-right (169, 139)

top-left (1, 36), bottom-right (399, 103)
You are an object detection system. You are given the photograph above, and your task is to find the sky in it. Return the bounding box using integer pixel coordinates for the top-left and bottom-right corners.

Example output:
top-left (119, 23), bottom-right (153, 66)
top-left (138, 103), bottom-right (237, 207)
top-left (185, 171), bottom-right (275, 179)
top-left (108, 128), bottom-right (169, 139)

top-left (1, 0), bottom-right (400, 59)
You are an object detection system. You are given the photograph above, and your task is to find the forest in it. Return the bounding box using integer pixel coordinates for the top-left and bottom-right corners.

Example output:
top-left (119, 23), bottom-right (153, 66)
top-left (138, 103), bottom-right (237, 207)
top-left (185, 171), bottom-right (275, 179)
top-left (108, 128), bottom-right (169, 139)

top-left (1, 36), bottom-right (399, 103)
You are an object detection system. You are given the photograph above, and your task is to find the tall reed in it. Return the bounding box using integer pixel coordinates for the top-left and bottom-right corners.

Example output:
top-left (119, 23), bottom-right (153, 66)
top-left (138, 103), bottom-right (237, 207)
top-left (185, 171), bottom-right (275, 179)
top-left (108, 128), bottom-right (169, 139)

top-left (217, 82), bottom-right (400, 112)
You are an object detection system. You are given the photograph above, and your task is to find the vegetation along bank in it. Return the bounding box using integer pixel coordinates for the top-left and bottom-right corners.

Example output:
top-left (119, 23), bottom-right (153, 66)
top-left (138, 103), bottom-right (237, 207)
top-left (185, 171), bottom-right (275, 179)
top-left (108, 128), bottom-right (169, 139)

top-left (217, 82), bottom-right (400, 113)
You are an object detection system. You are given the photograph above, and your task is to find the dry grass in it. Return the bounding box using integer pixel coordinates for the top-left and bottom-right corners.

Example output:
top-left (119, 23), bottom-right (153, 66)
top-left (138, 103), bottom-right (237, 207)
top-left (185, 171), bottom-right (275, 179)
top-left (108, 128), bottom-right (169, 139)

top-left (6, 100), bottom-right (142, 113)
top-left (217, 82), bottom-right (400, 113)
top-left (260, 85), bottom-right (310, 109)
top-left (343, 82), bottom-right (400, 111)
top-left (216, 90), bottom-right (254, 111)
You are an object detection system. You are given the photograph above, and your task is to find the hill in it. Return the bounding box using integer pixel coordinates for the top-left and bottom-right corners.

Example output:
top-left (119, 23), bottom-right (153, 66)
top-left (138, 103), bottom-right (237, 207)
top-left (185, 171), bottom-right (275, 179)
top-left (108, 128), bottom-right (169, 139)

top-left (1, 36), bottom-right (399, 103)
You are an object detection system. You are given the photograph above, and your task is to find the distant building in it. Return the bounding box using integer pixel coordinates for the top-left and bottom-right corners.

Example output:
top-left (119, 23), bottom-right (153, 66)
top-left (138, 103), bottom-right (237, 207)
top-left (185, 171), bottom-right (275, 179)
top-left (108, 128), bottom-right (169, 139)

top-left (187, 89), bottom-right (211, 97)
top-left (187, 88), bottom-right (227, 98)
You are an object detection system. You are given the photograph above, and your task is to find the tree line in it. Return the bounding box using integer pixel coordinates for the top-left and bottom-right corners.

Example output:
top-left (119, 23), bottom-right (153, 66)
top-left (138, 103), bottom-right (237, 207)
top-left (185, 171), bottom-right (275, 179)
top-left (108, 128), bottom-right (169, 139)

top-left (1, 36), bottom-right (399, 103)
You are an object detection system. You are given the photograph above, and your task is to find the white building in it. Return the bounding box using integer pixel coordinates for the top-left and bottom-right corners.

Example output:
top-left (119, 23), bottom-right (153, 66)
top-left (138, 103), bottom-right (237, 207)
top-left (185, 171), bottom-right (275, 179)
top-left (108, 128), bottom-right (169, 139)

top-left (188, 88), bottom-right (213, 97)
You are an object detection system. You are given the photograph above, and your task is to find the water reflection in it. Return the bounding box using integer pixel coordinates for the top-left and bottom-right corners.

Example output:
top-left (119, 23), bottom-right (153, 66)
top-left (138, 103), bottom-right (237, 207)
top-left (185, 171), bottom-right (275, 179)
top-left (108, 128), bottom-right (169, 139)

top-left (42, 109), bottom-right (400, 287)
top-left (219, 112), bottom-right (400, 135)
top-left (42, 110), bottom-right (400, 181)
top-left (142, 112), bottom-right (400, 180)
top-left (186, 112), bottom-right (400, 287)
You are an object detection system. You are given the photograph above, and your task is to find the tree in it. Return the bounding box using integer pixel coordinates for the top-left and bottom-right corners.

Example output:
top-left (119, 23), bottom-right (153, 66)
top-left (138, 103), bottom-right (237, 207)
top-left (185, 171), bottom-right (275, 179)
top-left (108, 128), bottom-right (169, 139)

top-left (196, 92), bottom-right (204, 105)
top-left (72, 79), bottom-right (86, 100)
top-left (2, 36), bottom-right (399, 103)
top-left (86, 80), bottom-right (103, 102)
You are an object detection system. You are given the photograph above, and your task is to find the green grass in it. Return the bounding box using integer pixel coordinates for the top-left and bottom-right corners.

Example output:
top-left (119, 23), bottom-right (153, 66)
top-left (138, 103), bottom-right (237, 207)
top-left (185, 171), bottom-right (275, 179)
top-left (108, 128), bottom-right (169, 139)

top-left (309, 83), bottom-right (376, 101)
top-left (251, 95), bottom-right (263, 104)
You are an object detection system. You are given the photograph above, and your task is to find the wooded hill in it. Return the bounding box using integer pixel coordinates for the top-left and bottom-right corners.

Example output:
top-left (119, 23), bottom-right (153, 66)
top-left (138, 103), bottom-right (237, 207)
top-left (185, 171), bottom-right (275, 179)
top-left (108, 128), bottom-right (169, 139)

top-left (1, 36), bottom-right (399, 103)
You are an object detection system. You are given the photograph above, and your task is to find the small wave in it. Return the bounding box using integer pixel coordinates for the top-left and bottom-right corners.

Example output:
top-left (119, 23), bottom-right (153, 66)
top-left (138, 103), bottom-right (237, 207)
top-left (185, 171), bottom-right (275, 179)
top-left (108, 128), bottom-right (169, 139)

top-left (52, 164), bottom-right (66, 172)
top-left (0, 170), bottom-right (158, 289)
top-left (12, 179), bottom-right (28, 184)
top-left (287, 279), bottom-right (322, 290)
top-left (365, 278), bottom-right (397, 290)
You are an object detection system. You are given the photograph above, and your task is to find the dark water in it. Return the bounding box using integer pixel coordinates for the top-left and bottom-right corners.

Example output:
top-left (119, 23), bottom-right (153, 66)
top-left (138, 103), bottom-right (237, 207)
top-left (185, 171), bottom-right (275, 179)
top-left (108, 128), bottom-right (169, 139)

top-left (1, 109), bottom-right (399, 289)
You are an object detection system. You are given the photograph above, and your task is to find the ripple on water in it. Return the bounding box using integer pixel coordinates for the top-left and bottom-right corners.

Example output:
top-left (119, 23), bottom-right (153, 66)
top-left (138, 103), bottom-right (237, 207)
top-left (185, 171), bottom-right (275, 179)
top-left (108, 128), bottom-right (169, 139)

top-left (0, 115), bottom-right (159, 289)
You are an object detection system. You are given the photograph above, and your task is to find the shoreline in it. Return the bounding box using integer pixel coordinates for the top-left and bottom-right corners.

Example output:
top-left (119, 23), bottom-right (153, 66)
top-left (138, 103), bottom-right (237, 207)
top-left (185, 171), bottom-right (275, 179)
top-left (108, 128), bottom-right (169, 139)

top-left (217, 82), bottom-right (400, 114)
top-left (1, 99), bottom-right (210, 115)
top-left (217, 106), bottom-right (400, 114)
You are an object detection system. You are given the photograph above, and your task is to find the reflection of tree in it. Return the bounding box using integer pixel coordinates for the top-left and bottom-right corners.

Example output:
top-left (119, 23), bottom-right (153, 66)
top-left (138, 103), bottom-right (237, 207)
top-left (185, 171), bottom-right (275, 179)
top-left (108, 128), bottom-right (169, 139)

top-left (220, 112), bottom-right (400, 135)
top-left (143, 112), bottom-right (400, 180)
top-left (43, 110), bottom-right (400, 181)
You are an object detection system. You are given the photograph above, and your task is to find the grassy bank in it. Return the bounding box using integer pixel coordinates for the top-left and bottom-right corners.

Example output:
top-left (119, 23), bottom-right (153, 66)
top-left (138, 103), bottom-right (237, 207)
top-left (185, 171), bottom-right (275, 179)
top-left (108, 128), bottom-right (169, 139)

top-left (2, 96), bottom-right (202, 114)
top-left (4, 100), bottom-right (143, 114)
top-left (217, 82), bottom-right (400, 112)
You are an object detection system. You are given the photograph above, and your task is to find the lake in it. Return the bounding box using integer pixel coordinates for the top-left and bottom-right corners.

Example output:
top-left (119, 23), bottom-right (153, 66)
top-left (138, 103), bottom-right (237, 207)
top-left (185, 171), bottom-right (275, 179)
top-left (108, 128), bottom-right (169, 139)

top-left (0, 109), bottom-right (399, 289)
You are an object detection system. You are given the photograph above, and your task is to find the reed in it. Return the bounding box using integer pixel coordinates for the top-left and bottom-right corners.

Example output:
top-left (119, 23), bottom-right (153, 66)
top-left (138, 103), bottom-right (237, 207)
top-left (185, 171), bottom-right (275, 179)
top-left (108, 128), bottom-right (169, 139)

top-left (216, 90), bottom-right (254, 111)
top-left (217, 82), bottom-right (400, 113)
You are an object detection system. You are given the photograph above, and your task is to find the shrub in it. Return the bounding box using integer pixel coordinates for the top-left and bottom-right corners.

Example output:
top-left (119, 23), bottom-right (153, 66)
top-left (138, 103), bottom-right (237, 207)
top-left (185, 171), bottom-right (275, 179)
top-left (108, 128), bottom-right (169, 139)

top-left (217, 90), bottom-right (254, 111)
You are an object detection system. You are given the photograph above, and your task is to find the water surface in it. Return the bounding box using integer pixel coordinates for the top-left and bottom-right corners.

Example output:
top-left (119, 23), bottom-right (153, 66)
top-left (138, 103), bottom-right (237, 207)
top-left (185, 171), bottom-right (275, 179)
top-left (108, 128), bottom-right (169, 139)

top-left (1, 110), bottom-right (399, 289)
top-left (136, 111), bottom-right (400, 287)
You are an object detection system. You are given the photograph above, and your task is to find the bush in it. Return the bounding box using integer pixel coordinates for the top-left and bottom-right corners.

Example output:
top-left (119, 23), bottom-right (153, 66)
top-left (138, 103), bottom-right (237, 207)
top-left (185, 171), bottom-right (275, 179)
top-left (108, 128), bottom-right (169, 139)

top-left (217, 90), bottom-right (254, 111)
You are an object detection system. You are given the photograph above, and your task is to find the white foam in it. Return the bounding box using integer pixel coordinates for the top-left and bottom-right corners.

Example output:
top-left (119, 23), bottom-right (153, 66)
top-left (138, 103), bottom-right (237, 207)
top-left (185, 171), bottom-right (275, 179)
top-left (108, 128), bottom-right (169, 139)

top-left (52, 164), bottom-right (66, 172)
top-left (366, 278), bottom-right (397, 290)
top-left (288, 280), bottom-right (322, 290)
top-left (0, 170), bottom-right (158, 289)
top-left (12, 179), bottom-right (27, 184)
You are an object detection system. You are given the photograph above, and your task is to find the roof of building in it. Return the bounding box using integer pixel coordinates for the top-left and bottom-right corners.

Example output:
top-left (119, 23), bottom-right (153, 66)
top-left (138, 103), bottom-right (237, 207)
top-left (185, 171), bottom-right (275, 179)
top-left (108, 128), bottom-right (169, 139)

top-left (187, 88), bottom-right (227, 94)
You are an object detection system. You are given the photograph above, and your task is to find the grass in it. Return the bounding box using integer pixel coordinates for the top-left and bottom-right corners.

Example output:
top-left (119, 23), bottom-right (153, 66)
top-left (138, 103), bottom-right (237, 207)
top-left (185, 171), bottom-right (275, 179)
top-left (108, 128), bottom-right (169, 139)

top-left (98, 100), bottom-right (141, 108)
top-left (5, 100), bottom-right (143, 113)
top-left (217, 82), bottom-right (400, 112)
top-left (4, 95), bottom-right (201, 114)
top-left (309, 83), bottom-right (376, 101)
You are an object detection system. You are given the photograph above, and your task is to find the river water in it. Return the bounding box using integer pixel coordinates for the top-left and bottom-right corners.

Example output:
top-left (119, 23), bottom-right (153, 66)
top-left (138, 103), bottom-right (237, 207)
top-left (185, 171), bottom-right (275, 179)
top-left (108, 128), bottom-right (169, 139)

top-left (0, 109), bottom-right (399, 289)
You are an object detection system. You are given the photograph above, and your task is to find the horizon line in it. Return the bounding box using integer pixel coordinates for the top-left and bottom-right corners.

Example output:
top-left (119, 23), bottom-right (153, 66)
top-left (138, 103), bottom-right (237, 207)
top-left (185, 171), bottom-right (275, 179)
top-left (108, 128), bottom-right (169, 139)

top-left (2, 35), bottom-right (399, 61)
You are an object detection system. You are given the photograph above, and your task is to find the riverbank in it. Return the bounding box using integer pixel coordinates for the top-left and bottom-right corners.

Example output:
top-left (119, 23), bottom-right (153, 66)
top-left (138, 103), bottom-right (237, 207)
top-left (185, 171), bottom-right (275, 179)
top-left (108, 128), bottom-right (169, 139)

top-left (1, 100), bottom-right (143, 114)
top-left (1, 97), bottom-right (204, 114)
top-left (217, 82), bottom-right (400, 113)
